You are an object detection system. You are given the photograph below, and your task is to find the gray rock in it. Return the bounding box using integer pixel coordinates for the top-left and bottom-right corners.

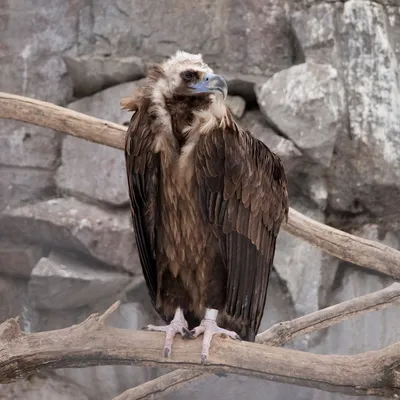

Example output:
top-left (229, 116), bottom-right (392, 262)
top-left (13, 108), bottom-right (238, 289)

top-left (0, 276), bottom-right (27, 323)
top-left (328, 0), bottom-right (400, 215)
top-left (274, 197), bottom-right (339, 318)
top-left (63, 54), bottom-right (145, 97)
top-left (226, 95), bottom-right (246, 119)
top-left (240, 110), bottom-right (303, 173)
top-left (0, 241), bottom-right (44, 278)
top-left (77, 0), bottom-right (292, 77)
top-left (56, 81), bottom-right (144, 206)
top-left (0, 167), bottom-right (55, 213)
top-left (0, 197), bottom-right (140, 274)
top-left (291, 3), bottom-right (340, 66)
top-left (292, 1), bottom-right (400, 216)
top-left (0, 373), bottom-right (90, 400)
top-left (257, 62), bottom-right (346, 168)
top-left (29, 251), bottom-right (131, 310)
top-left (0, 0), bottom-right (75, 105)
top-left (0, 122), bottom-right (61, 169)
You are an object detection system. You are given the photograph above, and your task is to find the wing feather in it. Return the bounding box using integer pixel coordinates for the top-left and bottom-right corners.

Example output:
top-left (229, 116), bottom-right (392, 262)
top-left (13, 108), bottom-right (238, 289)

top-left (125, 102), bottom-right (160, 309)
top-left (195, 121), bottom-right (288, 341)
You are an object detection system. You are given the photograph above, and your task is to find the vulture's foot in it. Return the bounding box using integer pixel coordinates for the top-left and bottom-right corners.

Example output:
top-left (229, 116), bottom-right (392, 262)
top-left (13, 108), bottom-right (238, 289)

top-left (143, 307), bottom-right (190, 358)
top-left (189, 308), bottom-right (241, 364)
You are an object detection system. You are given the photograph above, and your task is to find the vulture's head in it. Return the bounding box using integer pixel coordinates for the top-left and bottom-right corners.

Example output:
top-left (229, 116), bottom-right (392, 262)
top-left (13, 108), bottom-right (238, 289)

top-left (155, 51), bottom-right (228, 101)
top-left (121, 51), bottom-right (230, 131)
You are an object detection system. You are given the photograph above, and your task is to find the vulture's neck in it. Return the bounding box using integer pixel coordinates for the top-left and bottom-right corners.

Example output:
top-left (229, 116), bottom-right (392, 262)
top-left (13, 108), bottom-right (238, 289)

top-left (164, 95), bottom-right (227, 147)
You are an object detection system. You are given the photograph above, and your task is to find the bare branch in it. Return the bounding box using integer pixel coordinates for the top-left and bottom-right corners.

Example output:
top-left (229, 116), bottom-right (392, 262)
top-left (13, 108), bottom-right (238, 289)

top-left (115, 283), bottom-right (400, 400)
top-left (112, 370), bottom-right (209, 400)
top-left (0, 305), bottom-right (399, 398)
top-left (257, 282), bottom-right (400, 346)
top-left (1, 92), bottom-right (399, 279)
top-left (284, 208), bottom-right (400, 280)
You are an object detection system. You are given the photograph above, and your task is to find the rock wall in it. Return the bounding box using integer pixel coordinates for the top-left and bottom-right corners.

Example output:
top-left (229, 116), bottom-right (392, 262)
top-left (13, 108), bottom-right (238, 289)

top-left (0, 0), bottom-right (399, 399)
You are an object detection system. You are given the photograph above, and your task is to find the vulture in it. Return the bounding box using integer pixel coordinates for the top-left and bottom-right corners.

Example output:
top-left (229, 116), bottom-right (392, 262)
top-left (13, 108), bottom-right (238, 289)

top-left (122, 51), bottom-right (288, 363)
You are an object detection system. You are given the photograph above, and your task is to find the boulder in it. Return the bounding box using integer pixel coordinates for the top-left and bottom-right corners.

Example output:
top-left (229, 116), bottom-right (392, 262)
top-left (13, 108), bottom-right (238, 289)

top-left (63, 54), bottom-right (145, 97)
top-left (56, 81), bottom-right (144, 206)
top-left (0, 197), bottom-right (140, 274)
top-left (292, 1), bottom-right (400, 216)
top-left (0, 122), bottom-right (61, 169)
top-left (77, 0), bottom-right (292, 77)
top-left (226, 95), bottom-right (246, 119)
top-left (0, 167), bottom-right (54, 213)
top-left (0, 241), bottom-right (44, 278)
top-left (0, 373), bottom-right (90, 400)
top-left (28, 251), bottom-right (131, 310)
top-left (328, 0), bottom-right (400, 215)
top-left (257, 62), bottom-right (346, 169)
top-left (0, 276), bottom-right (27, 323)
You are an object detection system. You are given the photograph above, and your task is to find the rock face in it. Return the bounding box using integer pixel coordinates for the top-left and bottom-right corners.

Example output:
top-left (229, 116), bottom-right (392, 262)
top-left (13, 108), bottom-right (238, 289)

top-left (63, 55), bottom-right (145, 97)
top-left (29, 251), bottom-right (131, 310)
top-left (56, 81), bottom-right (143, 206)
top-left (0, 198), bottom-right (139, 274)
top-left (1, 1), bottom-right (400, 400)
top-left (257, 62), bottom-right (346, 168)
top-left (292, 0), bottom-right (400, 216)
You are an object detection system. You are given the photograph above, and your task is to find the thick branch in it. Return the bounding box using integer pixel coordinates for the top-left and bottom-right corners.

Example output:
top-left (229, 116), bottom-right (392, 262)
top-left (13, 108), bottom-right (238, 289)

top-left (114, 283), bottom-right (400, 400)
top-left (257, 282), bottom-right (400, 345)
top-left (0, 303), bottom-right (399, 397)
top-left (1, 92), bottom-right (400, 279)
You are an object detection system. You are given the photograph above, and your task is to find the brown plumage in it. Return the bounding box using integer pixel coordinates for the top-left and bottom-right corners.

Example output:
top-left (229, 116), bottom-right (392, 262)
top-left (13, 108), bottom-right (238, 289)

top-left (123, 51), bottom-right (288, 361)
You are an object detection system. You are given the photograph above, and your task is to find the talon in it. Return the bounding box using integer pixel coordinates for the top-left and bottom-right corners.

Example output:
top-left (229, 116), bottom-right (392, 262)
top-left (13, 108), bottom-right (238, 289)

top-left (201, 354), bottom-right (207, 364)
top-left (145, 308), bottom-right (189, 357)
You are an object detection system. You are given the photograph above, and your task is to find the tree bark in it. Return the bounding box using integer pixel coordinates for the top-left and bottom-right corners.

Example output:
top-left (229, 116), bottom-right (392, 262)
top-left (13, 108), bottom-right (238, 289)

top-left (0, 303), bottom-right (399, 398)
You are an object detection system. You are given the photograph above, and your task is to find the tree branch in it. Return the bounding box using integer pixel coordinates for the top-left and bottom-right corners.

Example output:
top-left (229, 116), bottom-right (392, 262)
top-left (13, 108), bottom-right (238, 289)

top-left (256, 282), bottom-right (400, 345)
top-left (113, 283), bottom-right (400, 400)
top-left (0, 302), bottom-right (398, 398)
top-left (113, 370), bottom-right (209, 400)
top-left (1, 92), bottom-right (399, 279)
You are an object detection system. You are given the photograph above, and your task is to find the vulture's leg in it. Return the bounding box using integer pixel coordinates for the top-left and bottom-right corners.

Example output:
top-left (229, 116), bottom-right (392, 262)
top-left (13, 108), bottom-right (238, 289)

top-left (144, 307), bottom-right (190, 357)
top-left (189, 308), bottom-right (241, 364)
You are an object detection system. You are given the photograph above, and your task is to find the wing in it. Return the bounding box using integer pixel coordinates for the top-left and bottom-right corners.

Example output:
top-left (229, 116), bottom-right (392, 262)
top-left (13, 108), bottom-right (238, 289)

top-left (125, 101), bottom-right (160, 309)
top-left (195, 122), bottom-right (288, 341)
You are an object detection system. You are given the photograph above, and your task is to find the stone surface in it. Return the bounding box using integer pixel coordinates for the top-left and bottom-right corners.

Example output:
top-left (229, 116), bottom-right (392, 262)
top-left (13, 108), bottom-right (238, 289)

top-left (29, 251), bottom-right (131, 310)
top-left (0, 373), bottom-right (90, 400)
top-left (63, 54), bottom-right (145, 97)
top-left (274, 197), bottom-right (339, 317)
top-left (0, 276), bottom-right (27, 323)
top-left (240, 110), bottom-right (303, 173)
top-left (0, 0), bottom-right (75, 105)
top-left (257, 62), bottom-right (346, 169)
top-left (0, 122), bottom-right (61, 169)
top-left (77, 0), bottom-right (292, 77)
top-left (328, 0), bottom-right (400, 215)
top-left (56, 81), bottom-right (144, 206)
top-left (292, 1), bottom-right (400, 216)
top-left (0, 167), bottom-right (55, 213)
top-left (226, 95), bottom-right (246, 119)
top-left (291, 3), bottom-right (340, 66)
top-left (0, 197), bottom-right (140, 274)
top-left (0, 241), bottom-right (44, 278)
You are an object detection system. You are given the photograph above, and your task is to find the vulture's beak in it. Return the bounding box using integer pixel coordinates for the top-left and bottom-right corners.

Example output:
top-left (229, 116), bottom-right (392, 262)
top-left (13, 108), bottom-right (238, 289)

top-left (190, 72), bottom-right (228, 99)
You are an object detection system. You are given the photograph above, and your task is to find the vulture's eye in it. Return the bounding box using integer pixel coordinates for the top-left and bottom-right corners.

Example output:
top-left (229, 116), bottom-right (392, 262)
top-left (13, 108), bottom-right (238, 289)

top-left (182, 70), bottom-right (196, 82)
